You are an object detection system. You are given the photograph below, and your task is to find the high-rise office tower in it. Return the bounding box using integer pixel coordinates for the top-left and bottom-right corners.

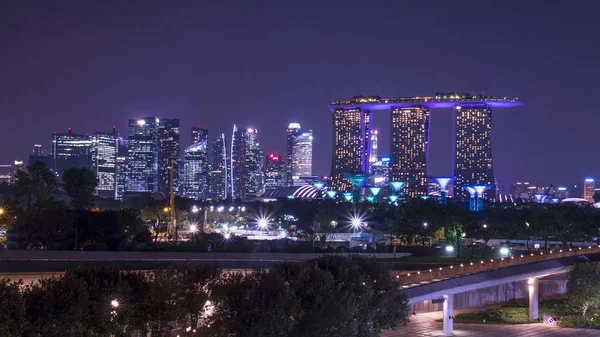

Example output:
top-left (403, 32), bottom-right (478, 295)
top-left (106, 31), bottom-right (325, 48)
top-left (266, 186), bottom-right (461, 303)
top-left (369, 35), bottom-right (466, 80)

top-left (390, 107), bottom-right (430, 198)
top-left (191, 127), bottom-right (208, 145)
top-left (127, 118), bottom-right (159, 193)
top-left (210, 134), bottom-right (228, 200)
top-left (52, 129), bottom-right (93, 177)
top-left (32, 144), bottom-right (43, 156)
top-left (230, 125), bottom-right (245, 199)
top-left (0, 165), bottom-right (12, 185)
top-left (92, 128), bottom-right (118, 199)
top-left (369, 129), bottom-right (379, 166)
top-left (584, 178), bottom-right (595, 203)
top-left (116, 138), bottom-right (128, 200)
top-left (370, 156), bottom-right (391, 187)
top-left (182, 140), bottom-right (209, 200)
top-left (453, 105), bottom-right (495, 199)
top-left (291, 130), bottom-right (313, 186)
top-left (329, 108), bottom-right (371, 192)
top-left (264, 153), bottom-right (285, 190)
top-left (286, 123), bottom-right (302, 187)
top-left (158, 119), bottom-right (180, 196)
top-left (29, 143), bottom-right (52, 168)
top-left (244, 128), bottom-right (263, 197)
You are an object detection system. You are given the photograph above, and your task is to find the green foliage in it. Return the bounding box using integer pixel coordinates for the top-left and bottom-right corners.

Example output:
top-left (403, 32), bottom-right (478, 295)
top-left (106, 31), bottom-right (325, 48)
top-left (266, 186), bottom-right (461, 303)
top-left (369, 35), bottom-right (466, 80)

top-left (454, 307), bottom-right (529, 324)
top-left (568, 262), bottom-right (600, 316)
top-left (559, 313), bottom-right (600, 329)
top-left (0, 279), bottom-right (27, 337)
top-left (209, 271), bottom-right (301, 337)
top-left (61, 167), bottom-right (98, 210)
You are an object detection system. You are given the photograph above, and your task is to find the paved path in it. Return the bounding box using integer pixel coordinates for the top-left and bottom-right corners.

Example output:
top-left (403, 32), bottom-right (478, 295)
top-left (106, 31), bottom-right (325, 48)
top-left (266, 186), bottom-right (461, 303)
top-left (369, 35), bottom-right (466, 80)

top-left (382, 311), bottom-right (600, 337)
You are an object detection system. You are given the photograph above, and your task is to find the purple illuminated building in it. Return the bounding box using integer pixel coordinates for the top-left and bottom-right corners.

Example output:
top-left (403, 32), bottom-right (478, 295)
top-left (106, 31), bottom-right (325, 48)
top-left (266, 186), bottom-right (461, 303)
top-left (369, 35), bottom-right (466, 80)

top-left (329, 93), bottom-right (523, 200)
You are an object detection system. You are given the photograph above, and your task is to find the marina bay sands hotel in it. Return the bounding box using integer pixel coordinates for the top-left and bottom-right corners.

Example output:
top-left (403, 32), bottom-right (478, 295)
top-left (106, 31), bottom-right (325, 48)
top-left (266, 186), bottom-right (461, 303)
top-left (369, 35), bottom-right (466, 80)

top-left (328, 93), bottom-right (524, 200)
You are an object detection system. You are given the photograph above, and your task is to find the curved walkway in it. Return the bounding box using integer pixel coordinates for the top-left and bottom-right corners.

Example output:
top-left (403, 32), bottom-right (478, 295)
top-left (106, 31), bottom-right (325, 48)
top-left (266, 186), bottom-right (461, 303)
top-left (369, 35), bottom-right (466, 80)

top-left (382, 311), bottom-right (600, 337)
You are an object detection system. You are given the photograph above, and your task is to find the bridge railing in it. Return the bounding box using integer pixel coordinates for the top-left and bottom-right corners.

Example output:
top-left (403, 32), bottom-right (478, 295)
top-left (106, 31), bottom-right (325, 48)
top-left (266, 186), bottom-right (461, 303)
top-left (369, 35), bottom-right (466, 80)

top-left (392, 246), bottom-right (600, 287)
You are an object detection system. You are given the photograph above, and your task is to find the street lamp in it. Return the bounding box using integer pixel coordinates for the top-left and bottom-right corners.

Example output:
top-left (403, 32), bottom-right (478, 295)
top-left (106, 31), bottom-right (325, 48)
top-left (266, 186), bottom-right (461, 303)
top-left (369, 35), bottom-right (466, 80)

top-left (351, 217), bottom-right (362, 230)
top-left (189, 224), bottom-right (198, 233)
top-left (0, 208), bottom-right (4, 215)
top-left (258, 218), bottom-right (269, 230)
top-left (483, 224), bottom-right (488, 229)
top-left (111, 299), bottom-right (119, 308)
top-left (191, 206), bottom-right (199, 214)
top-left (423, 222), bottom-right (428, 228)
top-left (163, 207), bottom-right (169, 213)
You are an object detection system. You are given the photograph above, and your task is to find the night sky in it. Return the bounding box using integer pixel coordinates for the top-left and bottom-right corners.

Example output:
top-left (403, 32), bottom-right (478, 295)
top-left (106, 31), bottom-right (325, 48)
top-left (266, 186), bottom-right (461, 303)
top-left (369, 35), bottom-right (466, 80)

top-left (1, 0), bottom-right (599, 191)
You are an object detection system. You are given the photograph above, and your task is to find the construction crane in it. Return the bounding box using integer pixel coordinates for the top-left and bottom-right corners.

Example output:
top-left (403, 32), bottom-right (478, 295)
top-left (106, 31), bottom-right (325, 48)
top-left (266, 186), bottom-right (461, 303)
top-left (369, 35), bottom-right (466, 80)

top-left (167, 155), bottom-right (177, 241)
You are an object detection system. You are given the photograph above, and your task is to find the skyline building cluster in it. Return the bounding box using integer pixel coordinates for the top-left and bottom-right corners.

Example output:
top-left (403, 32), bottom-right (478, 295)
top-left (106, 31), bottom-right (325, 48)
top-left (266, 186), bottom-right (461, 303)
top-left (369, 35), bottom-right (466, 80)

top-left (3, 92), bottom-right (598, 205)
top-left (15, 119), bottom-right (313, 201)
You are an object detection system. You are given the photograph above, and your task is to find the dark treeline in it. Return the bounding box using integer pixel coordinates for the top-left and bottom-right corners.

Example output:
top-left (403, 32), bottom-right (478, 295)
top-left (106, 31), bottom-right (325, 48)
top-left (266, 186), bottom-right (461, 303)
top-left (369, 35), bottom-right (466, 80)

top-left (2, 162), bottom-right (600, 252)
top-left (0, 256), bottom-right (408, 337)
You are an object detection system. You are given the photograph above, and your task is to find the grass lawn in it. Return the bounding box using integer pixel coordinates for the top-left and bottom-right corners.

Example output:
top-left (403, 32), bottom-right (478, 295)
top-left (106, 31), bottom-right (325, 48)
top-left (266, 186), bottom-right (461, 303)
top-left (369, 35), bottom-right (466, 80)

top-left (442, 299), bottom-right (577, 324)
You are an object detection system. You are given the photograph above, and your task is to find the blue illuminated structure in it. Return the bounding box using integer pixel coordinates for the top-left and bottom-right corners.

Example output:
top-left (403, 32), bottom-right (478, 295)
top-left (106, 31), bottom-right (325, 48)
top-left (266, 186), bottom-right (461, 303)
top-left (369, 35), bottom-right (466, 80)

top-left (366, 196), bottom-right (376, 203)
top-left (420, 195), bottom-right (431, 200)
top-left (389, 181), bottom-right (406, 203)
top-left (345, 173), bottom-right (366, 203)
top-left (287, 195), bottom-right (296, 200)
top-left (533, 194), bottom-right (548, 203)
top-left (430, 176), bottom-right (455, 204)
top-left (388, 195), bottom-right (398, 204)
top-left (369, 187), bottom-right (382, 196)
top-left (551, 198), bottom-right (560, 204)
top-left (313, 181), bottom-right (326, 199)
top-left (326, 190), bottom-right (338, 199)
top-left (463, 185), bottom-right (492, 211)
top-left (342, 192), bottom-right (353, 202)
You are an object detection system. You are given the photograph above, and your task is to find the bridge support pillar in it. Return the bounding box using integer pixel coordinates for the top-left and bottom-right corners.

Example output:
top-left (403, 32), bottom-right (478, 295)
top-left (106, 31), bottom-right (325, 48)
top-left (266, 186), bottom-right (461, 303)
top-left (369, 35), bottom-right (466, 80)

top-left (443, 294), bottom-right (453, 334)
top-left (528, 277), bottom-right (539, 320)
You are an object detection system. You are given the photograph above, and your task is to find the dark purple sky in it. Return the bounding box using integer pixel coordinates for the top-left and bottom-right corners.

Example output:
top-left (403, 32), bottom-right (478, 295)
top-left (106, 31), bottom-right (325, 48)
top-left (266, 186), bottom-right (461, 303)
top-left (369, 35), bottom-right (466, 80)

top-left (1, 0), bottom-right (599, 192)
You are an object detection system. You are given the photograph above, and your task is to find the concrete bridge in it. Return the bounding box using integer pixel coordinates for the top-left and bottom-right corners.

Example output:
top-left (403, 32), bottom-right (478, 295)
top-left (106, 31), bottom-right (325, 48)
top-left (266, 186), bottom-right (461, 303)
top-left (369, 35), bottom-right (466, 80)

top-left (398, 246), bottom-right (600, 334)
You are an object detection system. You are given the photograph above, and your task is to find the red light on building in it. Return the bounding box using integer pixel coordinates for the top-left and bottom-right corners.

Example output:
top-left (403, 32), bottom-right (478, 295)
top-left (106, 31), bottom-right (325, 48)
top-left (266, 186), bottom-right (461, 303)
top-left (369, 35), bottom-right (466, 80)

top-left (272, 156), bottom-right (279, 161)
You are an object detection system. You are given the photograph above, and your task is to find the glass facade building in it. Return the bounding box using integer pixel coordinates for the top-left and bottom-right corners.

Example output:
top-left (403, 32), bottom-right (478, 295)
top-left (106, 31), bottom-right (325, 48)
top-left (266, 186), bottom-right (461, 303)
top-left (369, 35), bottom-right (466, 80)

top-left (286, 123), bottom-right (301, 187)
top-left (158, 119), bottom-right (180, 196)
top-left (230, 125), bottom-right (245, 199)
top-left (127, 118), bottom-right (159, 193)
top-left (291, 130), bottom-right (313, 186)
top-left (191, 127), bottom-right (208, 145)
top-left (116, 138), bottom-right (129, 200)
top-left (453, 105), bottom-right (495, 200)
top-left (264, 153), bottom-right (285, 190)
top-left (52, 129), bottom-right (93, 177)
top-left (329, 108), bottom-right (371, 192)
top-left (182, 141), bottom-right (209, 200)
top-left (243, 128), bottom-right (263, 198)
top-left (390, 107), bottom-right (430, 198)
top-left (210, 133), bottom-right (228, 200)
top-left (92, 128), bottom-right (118, 199)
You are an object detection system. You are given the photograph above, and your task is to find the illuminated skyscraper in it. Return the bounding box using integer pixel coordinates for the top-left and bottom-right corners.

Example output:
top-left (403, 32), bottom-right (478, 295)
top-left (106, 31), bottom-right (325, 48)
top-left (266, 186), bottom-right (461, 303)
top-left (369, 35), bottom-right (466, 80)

top-left (157, 119), bottom-right (180, 196)
top-left (390, 107), bottom-right (430, 198)
top-left (52, 129), bottom-right (93, 177)
top-left (265, 153), bottom-right (285, 189)
top-left (32, 144), bottom-right (43, 156)
top-left (329, 108), bottom-right (371, 192)
top-left (116, 138), bottom-right (128, 200)
top-left (369, 129), bottom-right (379, 166)
top-left (291, 130), bottom-right (313, 186)
top-left (286, 123), bottom-right (301, 186)
top-left (0, 165), bottom-right (11, 185)
top-left (191, 127), bottom-right (208, 145)
top-left (584, 178), bottom-right (595, 203)
top-left (182, 141), bottom-right (209, 200)
top-left (230, 125), bottom-right (245, 199)
top-left (453, 105), bottom-right (495, 200)
top-left (244, 128), bottom-right (263, 198)
top-left (92, 128), bottom-right (118, 199)
top-left (209, 134), bottom-right (228, 200)
top-left (127, 118), bottom-right (159, 193)
top-left (369, 156), bottom-right (391, 187)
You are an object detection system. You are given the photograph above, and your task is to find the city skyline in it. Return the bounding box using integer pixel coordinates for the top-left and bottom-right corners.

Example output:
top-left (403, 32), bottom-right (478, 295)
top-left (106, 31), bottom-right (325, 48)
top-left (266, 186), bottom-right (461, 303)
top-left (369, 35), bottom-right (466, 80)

top-left (1, 1), bottom-right (600, 188)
